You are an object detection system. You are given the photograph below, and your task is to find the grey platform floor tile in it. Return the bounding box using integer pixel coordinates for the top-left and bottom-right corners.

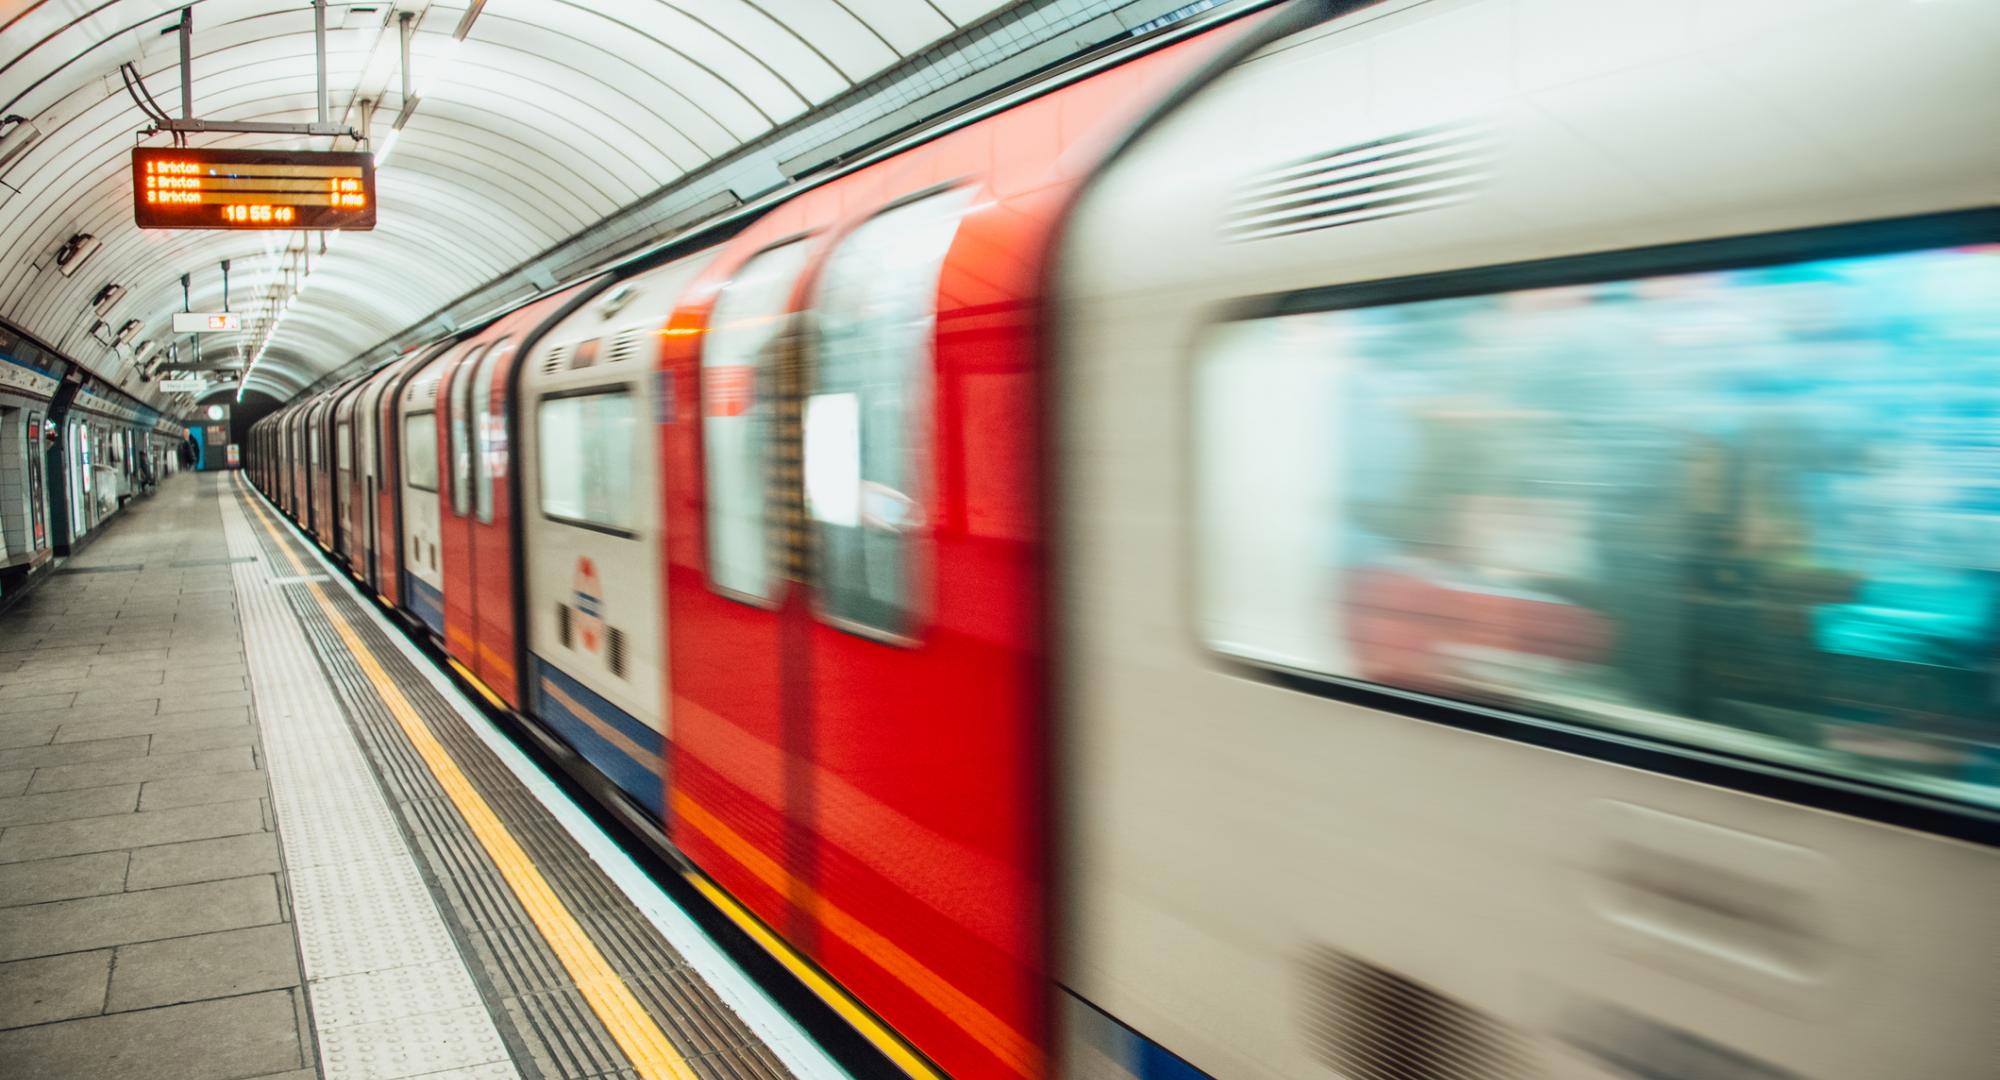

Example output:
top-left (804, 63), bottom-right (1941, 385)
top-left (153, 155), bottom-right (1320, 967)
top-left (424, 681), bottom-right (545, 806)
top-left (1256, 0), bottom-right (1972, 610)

top-left (108, 923), bottom-right (301, 1011)
top-left (0, 768), bottom-right (31, 797)
top-left (165, 619), bottom-right (242, 635)
top-left (24, 699), bottom-right (165, 724)
top-left (164, 659), bottom-right (251, 679)
top-left (168, 648), bottom-right (246, 668)
top-left (0, 723), bottom-right (54, 750)
top-left (141, 770), bottom-right (269, 811)
top-left (0, 988), bottom-right (304, 1080)
top-left (126, 831), bottom-right (280, 891)
top-left (0, 798), bottom-right (263, 863)
top-left (0, 644), bottom-right (99, 660)
top-left (0, 735), bottom-right (149, 771)
top-left (6, 659), bottom-right (91, 678)
top-left (0, 851), bottom-right (129, 907)
top-left (0, 950), bottom-right (110, 1029)
top-left (163, 690), bottom-right (253, 713)
top-left (0, 670), bottom-right (164, 696)
top-left (0, 783), bottom-right (139, 827)
top-left (167, 660), bottom-right (251, 676)
top-left (151, 725), bottom-right (262, 755)
top-left (0, 666), bottom-right (101, 689)
top-left (33, 632), bottom-right (120, 648)
top-left (53, 707), bottom-right (247, 744)
top-left (94, 643), bottom-right (169, 660)
top-left (0, 691), bottom-right (77, 716)
top-left (26, 745), bottom-right (255, 793)
top-left (0, 874), bottom-right (279, 961)
top-left (71, 680), bottom-right (187, 705)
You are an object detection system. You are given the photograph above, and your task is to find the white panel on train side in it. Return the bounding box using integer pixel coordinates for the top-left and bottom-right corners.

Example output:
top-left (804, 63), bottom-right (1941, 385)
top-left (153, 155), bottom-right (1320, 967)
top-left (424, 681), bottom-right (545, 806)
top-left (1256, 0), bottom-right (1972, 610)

top-left (1055, 1), bottom-right (1999, 1080)
top-left (518, 249), bottom-right (720, 736)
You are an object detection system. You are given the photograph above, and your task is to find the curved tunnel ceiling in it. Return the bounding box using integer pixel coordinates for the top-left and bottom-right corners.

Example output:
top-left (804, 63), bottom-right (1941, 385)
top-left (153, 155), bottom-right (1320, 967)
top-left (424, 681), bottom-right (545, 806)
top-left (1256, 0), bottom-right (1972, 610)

top-left (0, 0), bottom-right (1019, 409)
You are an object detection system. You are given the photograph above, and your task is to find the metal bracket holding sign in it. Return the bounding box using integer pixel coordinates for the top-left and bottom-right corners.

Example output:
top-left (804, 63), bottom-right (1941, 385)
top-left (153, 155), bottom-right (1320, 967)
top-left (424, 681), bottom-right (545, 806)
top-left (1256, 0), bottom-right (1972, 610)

top-left (134, 3), bottom-right (361, 142)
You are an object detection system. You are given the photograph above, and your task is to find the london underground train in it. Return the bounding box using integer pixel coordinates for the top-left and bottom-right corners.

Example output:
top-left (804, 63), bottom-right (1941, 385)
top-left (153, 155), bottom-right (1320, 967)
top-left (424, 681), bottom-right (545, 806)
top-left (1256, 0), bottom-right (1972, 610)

top-left (251, 1), bottom-right (2000, 1078)
top-left (0, 325), bottom-right (184, 595)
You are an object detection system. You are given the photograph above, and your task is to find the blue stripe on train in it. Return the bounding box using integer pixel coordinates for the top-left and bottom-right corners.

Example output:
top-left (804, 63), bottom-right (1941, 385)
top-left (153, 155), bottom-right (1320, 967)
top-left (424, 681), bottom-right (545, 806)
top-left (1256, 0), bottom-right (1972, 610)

top-left (529, 655), bottom-right (664, 816)
top-left (1067, 991), bottom-right (1214, 1080)
top-left (406, 574), bottom-right (445, 637)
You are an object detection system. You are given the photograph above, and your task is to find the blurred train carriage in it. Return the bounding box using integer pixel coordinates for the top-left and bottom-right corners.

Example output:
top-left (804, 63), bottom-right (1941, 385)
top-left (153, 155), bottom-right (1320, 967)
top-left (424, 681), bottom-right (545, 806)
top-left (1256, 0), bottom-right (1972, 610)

top-left (250, 1), bottom-right (2000, 1079)
top-left (1, 327), bottom-right (182, 600)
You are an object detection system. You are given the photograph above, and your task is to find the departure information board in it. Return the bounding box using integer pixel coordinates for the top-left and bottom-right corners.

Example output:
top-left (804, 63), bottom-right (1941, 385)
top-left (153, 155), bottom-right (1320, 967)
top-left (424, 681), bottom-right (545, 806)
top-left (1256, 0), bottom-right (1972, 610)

top-left (132, 147), bottom-right (375, 231)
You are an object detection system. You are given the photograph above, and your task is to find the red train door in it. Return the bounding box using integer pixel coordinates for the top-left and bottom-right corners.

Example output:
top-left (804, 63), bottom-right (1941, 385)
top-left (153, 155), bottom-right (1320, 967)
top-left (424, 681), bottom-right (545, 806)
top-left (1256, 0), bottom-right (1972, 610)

top-left (664, 236), bottom-right (815, 943)
top-left (290, 408), bottom-right (308, 521)
top-left (438, 289), bottom-right (584, 707)
top-left (333, 380), bottom-right (363, 567)
top-left (666, 156), bottom-right (1086, 1080)
top-left (310, 396), bottom-right (334, 547)
top-left (800, 190), bottom-right (1047, 1080)
top-left (437, 340), bottom-right (489, 677)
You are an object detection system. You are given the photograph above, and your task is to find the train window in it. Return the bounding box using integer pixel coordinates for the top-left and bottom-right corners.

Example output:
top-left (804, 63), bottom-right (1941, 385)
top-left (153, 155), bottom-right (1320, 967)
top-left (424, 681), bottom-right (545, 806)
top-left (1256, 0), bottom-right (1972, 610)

top-left (337, 423), bottom-right (353, 472)
top-left (450, 348), bottom-right (482, 518)
top-left (702, 240), bottom-right (810, 602)
top-left (806, 188), bottom-right (971, 639)
top-left (1196, 239), bottom-right (2000, 809)
top-left (403, 411), bottom-right (438, 492)
top-left (473, 339), bottom-right (508, 524)
top-left (538, 391), bottom-right (637, 534)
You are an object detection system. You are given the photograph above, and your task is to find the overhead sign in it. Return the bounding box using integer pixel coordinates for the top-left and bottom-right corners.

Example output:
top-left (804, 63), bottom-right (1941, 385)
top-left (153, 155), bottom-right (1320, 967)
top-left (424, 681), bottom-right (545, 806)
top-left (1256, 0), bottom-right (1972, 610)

top-left (173, 312), bottom-right (241, 332)
top-left (158, 377), bottom-right (209, 393)
top-left (133, 147), bottom-right (376, 231)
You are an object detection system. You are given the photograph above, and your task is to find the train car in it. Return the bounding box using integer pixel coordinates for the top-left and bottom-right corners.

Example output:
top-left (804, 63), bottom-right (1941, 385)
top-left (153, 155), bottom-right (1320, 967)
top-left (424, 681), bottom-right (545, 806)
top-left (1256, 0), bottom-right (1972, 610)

top-left (349, 355), bottom-right (407, 592)
top-left (0, 344), bottom-right (59, 588)
top-left (516, 253), bottom-right (716, 813)
top-left (396, 351), bottom-right (452, 637)
top-left (652, 25), bottom-right (1244, 1080)
top-left (310, 388), bottom-right (344, 549)
top-left (434, 286), bottom-right (597, 707)
top-left (371, 345), bottom-right (453, 607)
top-left (256, 416), bottom-right (274, 496)
top-left (1052, 1), bottom-right (2000, 1078)
top-left (331, 375), bottom-right (369, 567)
top-left (285, 397), bottom-right (309, 520)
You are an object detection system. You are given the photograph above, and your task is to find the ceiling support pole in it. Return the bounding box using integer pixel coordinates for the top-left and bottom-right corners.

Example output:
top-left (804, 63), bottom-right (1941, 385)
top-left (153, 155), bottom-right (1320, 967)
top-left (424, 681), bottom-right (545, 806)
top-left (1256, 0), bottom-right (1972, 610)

top-left (314, 0), bottom-right (329, 126)
top-left (178, 9), bottom-right (193, 120)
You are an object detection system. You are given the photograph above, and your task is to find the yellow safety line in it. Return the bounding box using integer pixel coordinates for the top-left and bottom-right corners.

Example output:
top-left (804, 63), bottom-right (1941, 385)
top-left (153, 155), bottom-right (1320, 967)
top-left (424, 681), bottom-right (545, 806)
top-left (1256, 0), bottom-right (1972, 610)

top-left (446, 657), bottom-right (508, 711)
top-left (238, 481), bottom-right (700, 1080)
top-left (684, 872), bottom-right (947, 1080)
top-left (673, 790), bottom-right (1034, 1076)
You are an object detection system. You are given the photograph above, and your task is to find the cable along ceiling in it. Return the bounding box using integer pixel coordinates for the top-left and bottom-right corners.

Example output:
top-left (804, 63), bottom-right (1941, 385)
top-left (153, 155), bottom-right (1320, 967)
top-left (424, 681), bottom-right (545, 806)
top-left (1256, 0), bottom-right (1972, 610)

top-left (0, 0), bottom-right (1016, 406)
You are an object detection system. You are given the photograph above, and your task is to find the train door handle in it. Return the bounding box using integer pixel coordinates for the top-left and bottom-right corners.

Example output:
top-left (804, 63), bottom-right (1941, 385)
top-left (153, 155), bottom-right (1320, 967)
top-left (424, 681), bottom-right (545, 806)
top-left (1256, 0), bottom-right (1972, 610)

top-left (1584, 802), bottom-right (1858, 1014)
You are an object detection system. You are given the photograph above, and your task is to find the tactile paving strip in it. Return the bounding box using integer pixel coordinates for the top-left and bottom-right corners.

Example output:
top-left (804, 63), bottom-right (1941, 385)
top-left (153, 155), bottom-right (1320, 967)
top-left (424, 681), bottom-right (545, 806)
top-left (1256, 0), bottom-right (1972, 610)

top-left (221, 490), bottom-right (521, 1080)
top-left (235, 485), bottom-right (795, 1080)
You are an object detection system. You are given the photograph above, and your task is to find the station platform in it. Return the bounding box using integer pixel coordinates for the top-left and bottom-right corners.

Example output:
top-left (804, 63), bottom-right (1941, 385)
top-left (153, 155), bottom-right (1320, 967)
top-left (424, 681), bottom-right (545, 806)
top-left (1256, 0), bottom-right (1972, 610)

top-left (0, 472), bottom-right (851, 1080)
